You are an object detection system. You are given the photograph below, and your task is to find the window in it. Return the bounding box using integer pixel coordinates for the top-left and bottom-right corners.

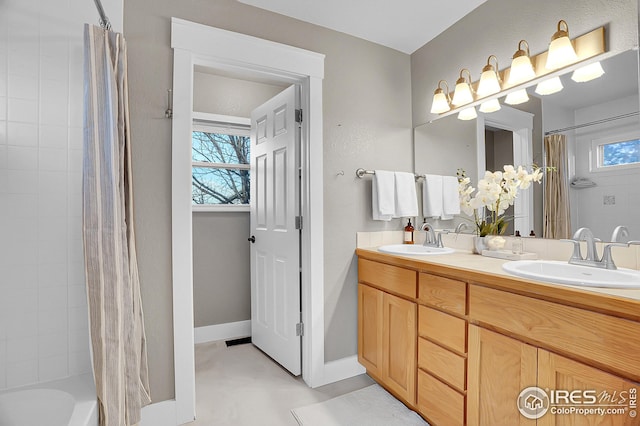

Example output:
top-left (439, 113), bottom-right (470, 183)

top-left (192, 115), bottom-right (251, 211)
top-left (591, 132), bottom-right (640, 172)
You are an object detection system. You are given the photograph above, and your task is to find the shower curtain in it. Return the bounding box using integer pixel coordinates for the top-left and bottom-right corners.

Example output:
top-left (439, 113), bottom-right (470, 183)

top-left (82, 24), bottom-right (151, 426)
top-left (543, 134), bottom-right (572, 239)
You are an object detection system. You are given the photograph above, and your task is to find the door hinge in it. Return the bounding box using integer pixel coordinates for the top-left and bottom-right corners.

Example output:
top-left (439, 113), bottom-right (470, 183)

top-left (295, 216), bottom-right (303, 230)
top-left (295, 109), bottom-right (303, 123)
top-left (296, 322), bottom-right (304, 337)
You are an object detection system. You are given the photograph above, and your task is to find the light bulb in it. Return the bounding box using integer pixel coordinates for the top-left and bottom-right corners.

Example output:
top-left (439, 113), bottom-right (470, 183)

top-left (477, 55), bottom-right (501, 97)
top-left (458, 107), bottom-right (477, 121)
top-left (505, 89), bottom-right (529, 105)
top-left (571, 62), bottom-right (605, 83)
top-left (479, 99), bottom-right (501, 113)
top-left (546, 20), bottom-right (578, 70)
top-left (430, 91), bottom-right (450, 114)
top-left (452, 69), bottom-right (474, 106)
top-left (535, 76), bottom-right (564, 95)
top-left (452, 81), bottom-right (474, 106)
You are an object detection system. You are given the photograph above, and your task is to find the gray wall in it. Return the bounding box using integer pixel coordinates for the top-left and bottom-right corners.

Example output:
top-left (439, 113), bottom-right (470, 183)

top-left (192, 212), bottom-right (251, 327)
top-left (124, 0), bottom-right (412, 402)
top-left (192, 72), bottom-right (283, 328)
top-left (193, 71), bottom-right (286, 117)
top-left (411, 0), bottom-right (639, 127)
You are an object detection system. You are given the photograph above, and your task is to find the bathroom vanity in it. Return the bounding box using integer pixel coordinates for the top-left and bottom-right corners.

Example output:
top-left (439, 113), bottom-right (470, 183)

top-left (356, 248), bottom-right (640, 425)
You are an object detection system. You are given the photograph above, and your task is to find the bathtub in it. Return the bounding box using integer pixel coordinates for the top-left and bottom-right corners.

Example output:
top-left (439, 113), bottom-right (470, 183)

top-left (0, 373), bottom-right (98, 426)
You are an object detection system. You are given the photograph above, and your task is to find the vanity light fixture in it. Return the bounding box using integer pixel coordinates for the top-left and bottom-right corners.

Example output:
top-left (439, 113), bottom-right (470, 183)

top-left (535, 76), bottom-right (564, 95)
top-left (458, 106), bottom-right (477, 121)
top-left (479, 98), bottom-right (501, 113)
top-left (451, 69), bottom-right (475, 106)
top-left (429, 24), bottom-right (605, 119)
top-left (430, 80), bottom-right (452, 114)
top-left (507, 40), bottom-right (536, 85)
top-left (477, 55), bottom-right (502, 97)
top-left (546, 20), bottom-right (578, 70)
top-left (571, 61), bottom-right (605, 82)
top-left (504, 89), bottom-right (530, 105)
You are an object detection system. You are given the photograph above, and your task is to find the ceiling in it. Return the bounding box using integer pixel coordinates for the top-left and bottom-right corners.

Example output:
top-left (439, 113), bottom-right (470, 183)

top-left (236, 0), bottom-right (487, 54)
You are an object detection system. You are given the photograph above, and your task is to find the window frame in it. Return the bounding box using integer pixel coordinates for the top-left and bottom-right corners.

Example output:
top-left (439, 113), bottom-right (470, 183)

top-left (191, 112), bottom-right (251, 212)
top-left (590, 130), bottom-right (640, 173)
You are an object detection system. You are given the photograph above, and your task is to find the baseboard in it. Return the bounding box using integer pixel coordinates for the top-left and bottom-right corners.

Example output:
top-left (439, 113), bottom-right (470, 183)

top-left (194, 320), bottom-right (251, 344)
top-left (315, 355), bottom-right (367, 388)
top-left (140, 399), bottom-right (178, 426)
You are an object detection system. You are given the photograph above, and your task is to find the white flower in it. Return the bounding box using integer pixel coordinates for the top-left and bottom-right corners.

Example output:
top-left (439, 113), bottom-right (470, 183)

top-left (457, 164), bottom-right (544, 233)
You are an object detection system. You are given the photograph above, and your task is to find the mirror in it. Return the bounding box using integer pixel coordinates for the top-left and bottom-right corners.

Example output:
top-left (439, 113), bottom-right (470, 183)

top-left (414, 48), bottom-right (640, 242)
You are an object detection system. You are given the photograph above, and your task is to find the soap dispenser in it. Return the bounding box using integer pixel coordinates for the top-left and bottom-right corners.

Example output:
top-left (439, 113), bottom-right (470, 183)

top-left (404, 219), bottom-right (414, 244)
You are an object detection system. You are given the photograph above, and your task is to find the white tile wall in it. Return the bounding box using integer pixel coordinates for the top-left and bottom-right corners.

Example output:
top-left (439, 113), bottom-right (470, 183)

top-left (0, 0), bottom-right (124, 390)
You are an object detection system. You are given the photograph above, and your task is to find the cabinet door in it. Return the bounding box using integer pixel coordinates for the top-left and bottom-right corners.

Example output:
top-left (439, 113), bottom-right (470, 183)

top-left (468, 325), bottom-right (537, 426)
top-left (538, 350), bottom-right (639, 426)
top-left (358, 283), bottom-right (383, 377)
top-left (382, 292), bottom-right (417, 405)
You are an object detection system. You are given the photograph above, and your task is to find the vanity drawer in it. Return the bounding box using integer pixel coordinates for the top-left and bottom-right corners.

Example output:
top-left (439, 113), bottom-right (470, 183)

top-left (417, 370), bottom-right (465, 426)
top-left (358, 258), bottom-right (417, 299)
top-left (418, 337), bottom-right (466, 392)
top-left (418, 305), bottom-right (466, 354)
top-left (418, 273), bottom-right (466, 316)
top-left (469, 284), bottom-right (640, 382)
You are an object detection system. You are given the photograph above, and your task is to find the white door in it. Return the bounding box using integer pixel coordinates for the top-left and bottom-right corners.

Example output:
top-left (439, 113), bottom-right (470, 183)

top-left (249, 85), bottom-right (301, 375)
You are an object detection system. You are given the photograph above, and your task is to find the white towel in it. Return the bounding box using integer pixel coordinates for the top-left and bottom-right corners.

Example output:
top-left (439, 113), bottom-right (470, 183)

top-left (394, 172), bottom-right (419, 218)
top-left (441, 176), bottom-right (461, 220)
top-left (422, 174), bottom-right (443, 218)
top-left (372, 170), bottom-right (395, 221)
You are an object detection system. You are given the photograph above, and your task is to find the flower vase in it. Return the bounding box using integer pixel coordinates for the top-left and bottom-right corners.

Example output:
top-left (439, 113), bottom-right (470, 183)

top-left (485, 235), bottom-right (506, 251)
top-left (473, 236), bottom-right (487, 254)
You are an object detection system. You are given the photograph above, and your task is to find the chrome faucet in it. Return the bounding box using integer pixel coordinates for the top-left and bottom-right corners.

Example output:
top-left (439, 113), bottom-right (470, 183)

top-left (421, 222), bottom-right (447, 248)
top-left (561, 227), bottom-right (627, 270)
top-left (455, 222), bottom-right (470, 234)
top-left (611, 225), bottom-right (630, 243)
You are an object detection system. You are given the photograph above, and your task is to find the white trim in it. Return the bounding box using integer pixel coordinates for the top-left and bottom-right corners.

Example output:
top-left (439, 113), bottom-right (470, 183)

top-left (192, 111), bottom-right (251, 126)
top-left (194, 320), bottom-right (251, 344)
top-left (140, 400), bottom-right (177, 426)
top-left (316, 356), bottom-right (367, 388)
top-left (192, 162), bottom-right (250, 169)
top-left (171, 18), bottom-right (325, 423)
top-left (171, 46), bottom-right (197, 425)
top-left (192, 204), bottom-right (250, 213)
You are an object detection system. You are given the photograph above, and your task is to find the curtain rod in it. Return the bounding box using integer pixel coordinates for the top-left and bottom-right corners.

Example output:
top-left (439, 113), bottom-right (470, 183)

top-left (545, 111), bottom-right (640, 136)
top-left (93, 0), bottom-right (112, 30)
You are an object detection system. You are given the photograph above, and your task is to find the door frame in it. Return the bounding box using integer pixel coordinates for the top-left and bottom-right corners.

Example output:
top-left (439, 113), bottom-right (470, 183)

top-left (476, 106), bottom-right (534, 234)
top-left (171, 18), bottom-right (325, 424)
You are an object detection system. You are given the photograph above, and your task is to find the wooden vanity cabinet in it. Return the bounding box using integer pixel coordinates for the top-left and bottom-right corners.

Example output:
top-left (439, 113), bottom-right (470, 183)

top-left (468, 284), bottom-right (640, 426)
top-left (357, 259), bottom-right (417, 406)
top-left (467, 325), bottom-right (537, 425)
top-left (416, 273), bottom-right (468, 426)
top-left (357, 251), bottom-right (640, 426)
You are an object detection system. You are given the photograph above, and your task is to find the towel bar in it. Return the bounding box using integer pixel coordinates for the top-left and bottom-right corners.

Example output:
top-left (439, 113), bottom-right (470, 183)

top-left (355, 168), bottom-right (425, 180)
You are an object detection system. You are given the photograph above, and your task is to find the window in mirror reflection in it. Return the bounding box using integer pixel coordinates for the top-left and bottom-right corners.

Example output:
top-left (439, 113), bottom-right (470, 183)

top-left (595, 137), bottom-right (640, 170)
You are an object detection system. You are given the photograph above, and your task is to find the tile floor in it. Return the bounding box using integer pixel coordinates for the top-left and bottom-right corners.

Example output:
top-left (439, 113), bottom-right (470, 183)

top-left (191, 340), bottom-right (375, 425)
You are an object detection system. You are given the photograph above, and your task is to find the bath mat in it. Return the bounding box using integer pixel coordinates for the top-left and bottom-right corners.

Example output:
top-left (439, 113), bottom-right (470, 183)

top-left (291, 384), bottom-right (429, 426)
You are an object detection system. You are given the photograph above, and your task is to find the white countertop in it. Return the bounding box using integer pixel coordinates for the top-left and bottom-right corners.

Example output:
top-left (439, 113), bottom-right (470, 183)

top-left (357, 246), bottom-right (640, 302)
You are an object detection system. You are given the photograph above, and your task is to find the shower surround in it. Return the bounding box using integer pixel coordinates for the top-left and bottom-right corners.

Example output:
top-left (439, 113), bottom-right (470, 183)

top-left (0, 0), bottom-right (123, 390)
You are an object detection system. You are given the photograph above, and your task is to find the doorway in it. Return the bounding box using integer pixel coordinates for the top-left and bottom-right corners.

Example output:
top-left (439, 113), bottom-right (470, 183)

top-left (476, 106), bottom-right (535, 235)
top-left (170, 18), bottom-right (325, 424)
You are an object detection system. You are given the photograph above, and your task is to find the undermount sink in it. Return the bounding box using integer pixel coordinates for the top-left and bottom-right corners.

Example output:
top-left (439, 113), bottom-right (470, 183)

top-left (502, 260), bottom-right (640, 289)
top-left (377, 244), bottom-right (455, 255)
